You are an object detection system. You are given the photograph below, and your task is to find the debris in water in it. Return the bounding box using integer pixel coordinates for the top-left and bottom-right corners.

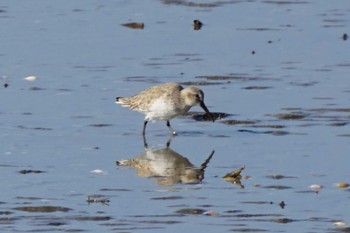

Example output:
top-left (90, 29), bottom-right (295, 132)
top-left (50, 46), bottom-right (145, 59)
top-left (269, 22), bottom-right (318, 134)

top-left (193, 19), bottom-right (203, 30)
top-left (87, 195), bottom-right (110, 205)
top-left (279, 201), bottom-right (286, 209)
top-left (121, 22), bottom-right (144, 29)
top-left (223, 166), bottom-right (245, 188)
top-left (336, 182), bottom-right (349, 188)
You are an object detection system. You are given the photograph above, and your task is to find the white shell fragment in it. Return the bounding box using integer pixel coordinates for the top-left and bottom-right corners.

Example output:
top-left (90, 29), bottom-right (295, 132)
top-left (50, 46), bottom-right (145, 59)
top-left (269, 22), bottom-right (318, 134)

top-left (24, 75), bottom-right (37, 81)
top-left (309, 184), bottom-right (323, 192)
top-left (90, 169), bottom-right (107, 174)
top-left (333, 221), bottom-right (347, 227)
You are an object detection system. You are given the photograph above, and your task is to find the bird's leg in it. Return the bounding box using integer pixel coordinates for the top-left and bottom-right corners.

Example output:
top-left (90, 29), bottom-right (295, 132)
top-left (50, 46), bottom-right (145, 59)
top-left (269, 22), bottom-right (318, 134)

top-left (142, 134), bottom-right (148, 148)
top-left (166, 121), bottom-right (177, 136)
top-left (142, 120), bottom-right (148, 135)
top-left (165, 134), bottom-right (175, 148)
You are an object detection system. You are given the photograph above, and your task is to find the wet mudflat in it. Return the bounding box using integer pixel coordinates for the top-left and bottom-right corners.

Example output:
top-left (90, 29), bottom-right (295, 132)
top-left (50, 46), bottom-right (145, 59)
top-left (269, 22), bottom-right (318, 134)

top-left (1, 0), bottom-right (350, 232)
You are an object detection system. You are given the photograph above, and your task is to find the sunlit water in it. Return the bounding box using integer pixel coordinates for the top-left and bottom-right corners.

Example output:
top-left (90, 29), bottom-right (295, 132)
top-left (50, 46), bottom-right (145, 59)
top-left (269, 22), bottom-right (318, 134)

top-left (1, 1), bottom-right (350, 232)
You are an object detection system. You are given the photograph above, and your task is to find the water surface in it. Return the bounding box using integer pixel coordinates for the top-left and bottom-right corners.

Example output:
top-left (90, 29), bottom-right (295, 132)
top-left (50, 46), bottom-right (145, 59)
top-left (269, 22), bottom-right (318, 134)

top-left (1, 0), bottom-right (350, 232)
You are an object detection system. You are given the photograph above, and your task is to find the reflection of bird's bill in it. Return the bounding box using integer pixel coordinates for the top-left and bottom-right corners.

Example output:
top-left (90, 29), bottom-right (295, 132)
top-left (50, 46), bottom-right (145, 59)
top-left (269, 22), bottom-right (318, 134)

top-left (200, 102), bottom-right (215, 122)
top-left (200, 150), bottom-right (215, 169)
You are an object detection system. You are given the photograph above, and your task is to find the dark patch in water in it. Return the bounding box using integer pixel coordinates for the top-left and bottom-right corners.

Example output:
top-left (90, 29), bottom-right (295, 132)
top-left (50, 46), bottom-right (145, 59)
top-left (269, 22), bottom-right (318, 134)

top-left (243, 86), bottom-right (272, 90)
top-left (249, 124), bottom-right (285, 129)
top-left (209, 134), bottom-right (230, 138)
top-left (309, 108), bottom-right (350, 113)
top-left (128, 214), bottom-right (180, 218)
top-left (262, 1), bottom-right (308, 4)
top-left (175, 208), bottom-right (206, 215)
top-left (0, 164), bottom-right (16, 167)
top-left (196, 74), bottom-right (262, 82)
top-left (237, 28), bottom-right (281, 31)
top-left (56, 88), bottom-right (73, 92)
top-left (124, 76), bottom-right (161, 84)
top-left (18, 125), bottom-right (53, 130)
top-left (73, 216), bottom-right (112, 221)
top-left (138, 220), bottom-right (181, 224)
top-left (266, 174), bottom-right (296, 179)
top-left (224, 210), bottom-right (243, 214)
top-left (0, 211), bottom-right (12, 215)
top-left (121, 22), bottom-right (144, 29)
top-left (72, 65), bottom-right (113, 71)
top-left (328, 122), bottom-right (348, 127)
top-left (223, 120), bottom-right (258, 125)
top-left (189, 111), bottom-right (231, 121)
top-left (49, 222), bottom-right (67, 226)
top-left (14, 206), bottom-right (71, 213)
top-left (335, 63), bottom-right (350, 68)
top-left (29, 87), bottom-right (46, 91)
top-left (271, 218), bottom-right (295, 223)
top-left (289, 81), bottom-right (318, 87)
top-left (238, 129), bottom-right (290, 136)
top-left (333, 227), bottom-right (350, 232)
top-left (72, 115), bottom-right (94, 119)
top-left (143, 62), bottom-right (182, 66)
top-left (161, 0), bottom-right (219, 7)
top-left (179, 81), bottom-right (224, 86)
top-left (89, 124), bottom-right (113, 127)
top-left (241, 201), bottom-right (287, 209)
top-left (270, 112), bottom-right (308, 120)
top-left (262, 185), bottom-right (292, 190)
top-left (229, 228), bottom-right (268, 232)
top-left (99, 188), bottom-right (132, 192)
top-left (16, 196), bottom-right (53, 200)
top-left (151, 196), bottom-right (184, 200)
top-left (18, 170), bottom-right (46, 174)
top-left (173, 53), bottom-right (201, 57)
top-left (241, 201), bottom-right (274, 205)
top-left (233, 213), bottom-right (283, 218)
top-left (0, 217), bottom-right (18, 225)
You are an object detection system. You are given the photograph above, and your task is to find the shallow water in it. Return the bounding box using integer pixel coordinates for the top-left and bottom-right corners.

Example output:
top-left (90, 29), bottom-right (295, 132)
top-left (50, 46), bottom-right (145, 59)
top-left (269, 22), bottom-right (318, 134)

top-left (1, 0), bottom-right (350, 232)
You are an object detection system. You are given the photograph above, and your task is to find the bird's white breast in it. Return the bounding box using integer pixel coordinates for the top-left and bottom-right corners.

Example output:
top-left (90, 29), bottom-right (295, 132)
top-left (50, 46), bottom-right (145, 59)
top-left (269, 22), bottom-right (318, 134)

top-left (146, 98), bottom-right (178, 121)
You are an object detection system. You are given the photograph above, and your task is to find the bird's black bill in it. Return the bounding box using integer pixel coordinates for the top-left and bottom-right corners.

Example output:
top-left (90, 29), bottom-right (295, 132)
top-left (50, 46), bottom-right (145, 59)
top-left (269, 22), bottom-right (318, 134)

top-left (200, 102), bottom-right (215, 122)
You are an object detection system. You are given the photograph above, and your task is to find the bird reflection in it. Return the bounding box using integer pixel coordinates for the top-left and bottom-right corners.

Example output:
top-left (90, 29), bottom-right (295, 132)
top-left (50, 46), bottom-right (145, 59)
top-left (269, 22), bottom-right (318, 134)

top-left (116, 136), bottom-right (214, 186)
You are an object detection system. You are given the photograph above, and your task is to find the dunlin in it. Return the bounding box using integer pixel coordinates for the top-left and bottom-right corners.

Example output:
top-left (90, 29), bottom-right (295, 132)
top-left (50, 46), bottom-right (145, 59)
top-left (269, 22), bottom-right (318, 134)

top-left (115, 82), bottom-right (214, 135)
